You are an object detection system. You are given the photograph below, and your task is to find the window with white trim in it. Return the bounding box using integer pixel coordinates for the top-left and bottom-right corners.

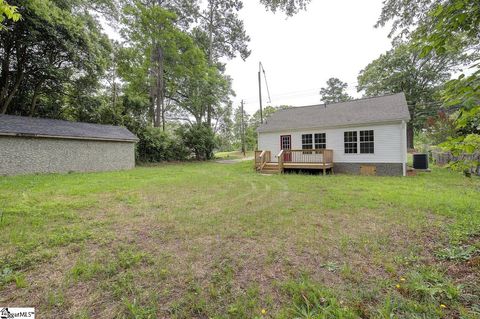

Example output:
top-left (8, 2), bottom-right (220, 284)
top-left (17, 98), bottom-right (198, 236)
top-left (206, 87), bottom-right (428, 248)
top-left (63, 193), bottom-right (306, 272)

top-left (360, 130), bottom-right (374, 154)
top-left (302, 134), bottom-right (313, 153)
top-left (344, 131), bottom-right (358, 153)
top-left (314, 133), bottom-right (326, 149)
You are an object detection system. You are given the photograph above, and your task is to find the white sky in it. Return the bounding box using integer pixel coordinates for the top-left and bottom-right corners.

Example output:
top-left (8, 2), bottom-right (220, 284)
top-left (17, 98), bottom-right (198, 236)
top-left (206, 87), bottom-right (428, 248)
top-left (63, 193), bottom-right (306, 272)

top-left (104, 0), bottom-right (393, 115)
top-left (227, 0), bottom-right (393, 114)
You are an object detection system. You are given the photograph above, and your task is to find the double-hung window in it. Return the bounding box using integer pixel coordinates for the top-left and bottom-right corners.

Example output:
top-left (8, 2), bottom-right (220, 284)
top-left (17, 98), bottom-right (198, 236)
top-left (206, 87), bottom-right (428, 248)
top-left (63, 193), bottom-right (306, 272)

top-left (344, 130), bottom-right (375, 154)
top-left (344, 131), bottom-right (358, 154)
top-left (302, 134), bottom-right (313, 154)
top-left (360, 130), bottom-right (374, 154)
top-left (314, 133), bottom-right (326, 149)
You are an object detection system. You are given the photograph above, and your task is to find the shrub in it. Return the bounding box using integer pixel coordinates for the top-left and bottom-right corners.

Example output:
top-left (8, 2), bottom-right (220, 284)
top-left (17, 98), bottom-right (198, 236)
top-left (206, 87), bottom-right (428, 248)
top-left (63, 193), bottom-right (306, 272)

top-left (136, 127), bottom-right (189, 162)
top-left (177, 124), bottom-right (216, 160)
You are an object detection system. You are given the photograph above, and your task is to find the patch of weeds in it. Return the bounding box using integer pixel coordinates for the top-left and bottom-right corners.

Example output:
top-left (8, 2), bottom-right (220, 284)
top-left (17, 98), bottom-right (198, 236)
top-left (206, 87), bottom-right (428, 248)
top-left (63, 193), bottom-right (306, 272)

top-left (208, 258), bottom-right (235, 300)
top-left (73, 308), bottom-right (91, 319)
top-left (374, 295), bottom-right (398, 319)
top-left (320, 262), bottom-right (340, 272)
top-left (14, 273), bottom-right (27, 288)
top-left (46, 289), bottom-right (66, 309)
top-left (70, 246), bottom-right (150, 283)
top-left (375, 295), bottom-right (441, 319)
top-left (225, 285), bottom-right (261, 319)
top-left (0, 268), bottom-right (27, 288)
top-left (47, 226), bottom-right (92, 247)
top-left (1, 247), bottom-right (57, 273)
top-left (266, 249), bottom-right (281, 265)
top-left (401, 266), bottom-right (460, 304)
top-left (340, 263), bottom-right (358, 283)
top-left (122, 297), bottom-right (157, 319)
top-left (115, 193), bottom-right (140, 206)
top-left (110, 271), bottom-right (136, 299)
top-left (436, 245), bottom-right (478, 261)
top-left (279, 276), bottom-right (358, 319)
top-left (169, 280), bottom-right (209, 319)
top-left (117, 247), bottom-right (151, 269)
top-left (393, 250), bottom-right (421, 267)
top-left (70, 257), bottom-right (104, 282)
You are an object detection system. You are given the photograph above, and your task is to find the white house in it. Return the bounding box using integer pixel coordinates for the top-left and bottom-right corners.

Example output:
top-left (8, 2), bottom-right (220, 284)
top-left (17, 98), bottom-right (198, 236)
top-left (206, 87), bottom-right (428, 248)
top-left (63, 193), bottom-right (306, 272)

top-left (256, 93), bottom-right (410, 176)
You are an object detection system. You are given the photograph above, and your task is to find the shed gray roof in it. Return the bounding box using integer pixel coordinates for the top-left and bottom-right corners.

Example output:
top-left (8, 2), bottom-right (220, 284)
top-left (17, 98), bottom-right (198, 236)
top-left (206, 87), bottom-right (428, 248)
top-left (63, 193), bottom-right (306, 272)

top-left (257, 93), bottom-right (410, 133)
top-left (0, 115), bottom-right (139, 142)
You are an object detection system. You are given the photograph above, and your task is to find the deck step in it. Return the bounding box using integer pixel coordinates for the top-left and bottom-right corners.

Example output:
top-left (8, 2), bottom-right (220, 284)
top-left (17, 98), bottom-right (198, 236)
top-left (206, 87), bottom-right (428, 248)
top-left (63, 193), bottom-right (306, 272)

top-left (258, 162), bottom-right (280, 174)
top-left (260, 169), bottom-right (279, 174)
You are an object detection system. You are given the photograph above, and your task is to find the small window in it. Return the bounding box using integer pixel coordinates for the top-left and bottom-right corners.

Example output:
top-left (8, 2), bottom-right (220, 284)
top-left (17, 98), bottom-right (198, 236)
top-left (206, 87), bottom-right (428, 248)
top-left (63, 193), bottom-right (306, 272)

top-left (344, 131), bottom-right (357, 154)
top-left (314, 133), bottom-right (326, 149)
top-left (360, 130), bottom-right (374, 154)
top-left (302, 134), bottom-right (313, 154)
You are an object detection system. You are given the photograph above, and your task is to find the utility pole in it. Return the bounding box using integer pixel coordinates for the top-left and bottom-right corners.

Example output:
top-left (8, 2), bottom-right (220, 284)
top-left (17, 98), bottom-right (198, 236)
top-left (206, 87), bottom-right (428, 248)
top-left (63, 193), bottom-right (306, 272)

top-left (241, 100), bottom-right (246, 156)
top-left (258, 63), bottom-right (263, 124)
top-left (258, 62), bottom-right (272, 124)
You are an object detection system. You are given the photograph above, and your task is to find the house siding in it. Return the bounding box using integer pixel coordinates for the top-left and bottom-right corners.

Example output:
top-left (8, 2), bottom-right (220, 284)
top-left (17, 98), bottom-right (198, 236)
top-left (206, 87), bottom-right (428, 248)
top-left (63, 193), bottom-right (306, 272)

top-left (0, 136), bottom-right (136, 176)
top-left (258, 122), bottom-right (406, 175)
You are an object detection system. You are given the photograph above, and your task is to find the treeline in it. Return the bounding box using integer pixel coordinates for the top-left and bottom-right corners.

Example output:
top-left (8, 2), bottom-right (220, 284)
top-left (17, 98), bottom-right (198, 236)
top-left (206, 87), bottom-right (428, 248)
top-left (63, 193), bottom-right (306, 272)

top-left (0, 0), bottom-right (303, 161)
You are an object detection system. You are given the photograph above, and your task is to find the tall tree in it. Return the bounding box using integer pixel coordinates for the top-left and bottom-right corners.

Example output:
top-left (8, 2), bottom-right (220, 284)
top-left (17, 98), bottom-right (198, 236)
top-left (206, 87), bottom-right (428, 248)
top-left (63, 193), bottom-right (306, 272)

top-left (0, 0), bottom-right (112, 116)
top-left (357, 42), bottom-right (470, 148)
top-left (319, 77), bottom-right (352, 104)
top-left (120, 1), bottom-right (194, 129)
top-left (194, 0), bottom-right (250, 126)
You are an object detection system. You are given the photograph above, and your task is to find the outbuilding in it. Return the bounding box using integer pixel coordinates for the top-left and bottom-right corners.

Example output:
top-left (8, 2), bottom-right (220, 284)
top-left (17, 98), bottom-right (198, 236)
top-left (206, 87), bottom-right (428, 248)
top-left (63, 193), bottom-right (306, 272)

top-left (255, 93), bottom-right (410, 176)
top-left (0, 115), bottom-right (138, 175)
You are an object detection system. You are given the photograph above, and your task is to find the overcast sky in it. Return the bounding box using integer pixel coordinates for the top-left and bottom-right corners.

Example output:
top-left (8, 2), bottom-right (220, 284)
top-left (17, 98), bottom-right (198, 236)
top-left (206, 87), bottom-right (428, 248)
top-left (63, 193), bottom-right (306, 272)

top-left (226, 0), bottom-right (393, 114)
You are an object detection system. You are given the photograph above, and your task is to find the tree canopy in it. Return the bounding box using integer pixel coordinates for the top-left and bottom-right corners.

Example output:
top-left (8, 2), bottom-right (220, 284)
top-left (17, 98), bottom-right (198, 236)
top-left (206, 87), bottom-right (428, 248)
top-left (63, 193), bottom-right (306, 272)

top-left (0, 0), bottom-right (20, 29)
top-left (319, 78), bottom-right (352, 104)
top-left (259, 0), bottom-right (311, 15)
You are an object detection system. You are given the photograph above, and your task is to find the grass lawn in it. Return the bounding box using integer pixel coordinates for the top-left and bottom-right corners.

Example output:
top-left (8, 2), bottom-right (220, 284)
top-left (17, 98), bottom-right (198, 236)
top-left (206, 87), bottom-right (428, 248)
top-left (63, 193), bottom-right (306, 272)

top-left (0, 162), bottom-right (479, 318)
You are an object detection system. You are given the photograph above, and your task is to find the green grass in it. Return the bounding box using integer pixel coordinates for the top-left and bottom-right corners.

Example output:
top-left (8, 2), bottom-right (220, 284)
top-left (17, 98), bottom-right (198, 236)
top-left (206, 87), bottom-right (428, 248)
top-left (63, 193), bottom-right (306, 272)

top-left (215, 150), bottom-right (254, 160)
top-left (0, 162), bottom-right (479, 318)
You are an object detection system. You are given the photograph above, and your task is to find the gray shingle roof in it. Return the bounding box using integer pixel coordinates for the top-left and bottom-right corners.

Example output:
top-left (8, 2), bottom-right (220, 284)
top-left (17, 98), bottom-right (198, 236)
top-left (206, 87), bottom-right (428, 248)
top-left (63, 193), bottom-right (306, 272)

top-left (0, 115), bottom-right (139, 142)
top-left (257, 93), bottom-right (410, 133)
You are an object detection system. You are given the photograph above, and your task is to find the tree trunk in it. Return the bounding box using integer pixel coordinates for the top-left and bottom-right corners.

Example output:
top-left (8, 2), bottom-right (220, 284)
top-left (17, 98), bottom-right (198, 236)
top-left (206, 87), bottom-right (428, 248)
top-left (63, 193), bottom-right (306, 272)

top-left (1, 44), bottom-right (26, 114)
top-left (206, 0), bottom-right (215, 127)
top-left (29, 81), bottom-right (43, 116)
top-left (154, 45), bottom-right (164, 129)
top-left (407, 122), bottom-right (414, 150)
top-left (149, 47), bottom-right (156, 126)
top-left (0, 48), bottom-right (11, 107)
top-left (407, 101), bottom-right (416, 150)
top-left (1, 69), bottom-right (24, 114)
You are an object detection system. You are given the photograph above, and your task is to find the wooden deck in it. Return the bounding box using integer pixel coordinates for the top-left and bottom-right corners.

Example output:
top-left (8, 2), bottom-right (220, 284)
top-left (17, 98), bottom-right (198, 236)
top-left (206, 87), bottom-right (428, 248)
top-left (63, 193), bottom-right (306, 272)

top-left (255, 149), bottom-right (334, 175)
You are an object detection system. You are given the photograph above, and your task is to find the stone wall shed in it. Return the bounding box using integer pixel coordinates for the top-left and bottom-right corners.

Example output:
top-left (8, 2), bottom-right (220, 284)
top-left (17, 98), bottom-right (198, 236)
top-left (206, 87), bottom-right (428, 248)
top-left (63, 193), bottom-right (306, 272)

top-left (0, 115), bottom-right (139, 176)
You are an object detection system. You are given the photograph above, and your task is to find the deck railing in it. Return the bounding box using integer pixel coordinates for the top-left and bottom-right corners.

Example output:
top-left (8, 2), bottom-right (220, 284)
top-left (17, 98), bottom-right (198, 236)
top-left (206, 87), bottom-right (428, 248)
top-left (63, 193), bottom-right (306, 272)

top-left (276, 149), bottom-right (284, 171)
top-left (254, 150), bottom-right (271, 170)
top-left (281, 149), bottom-right (333, 164)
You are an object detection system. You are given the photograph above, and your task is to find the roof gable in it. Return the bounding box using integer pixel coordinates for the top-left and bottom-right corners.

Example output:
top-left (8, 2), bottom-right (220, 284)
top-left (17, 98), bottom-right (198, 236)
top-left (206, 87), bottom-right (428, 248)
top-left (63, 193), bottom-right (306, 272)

top-left (257, 93), bottom-right (410, 133)
top-left (0, 115), bottom-right (139, 142)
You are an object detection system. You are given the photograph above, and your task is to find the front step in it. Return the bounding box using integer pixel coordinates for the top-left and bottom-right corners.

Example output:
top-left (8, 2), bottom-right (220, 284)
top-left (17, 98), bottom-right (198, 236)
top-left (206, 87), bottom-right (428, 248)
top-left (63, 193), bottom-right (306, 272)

top-left (258, 162), bottom-right (280, 174)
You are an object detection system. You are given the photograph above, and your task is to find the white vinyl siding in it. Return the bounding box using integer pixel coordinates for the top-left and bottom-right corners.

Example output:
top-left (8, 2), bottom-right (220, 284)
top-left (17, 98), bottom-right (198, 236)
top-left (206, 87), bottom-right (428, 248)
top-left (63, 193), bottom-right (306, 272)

top-left (257, 122), bottom-right (405, 164)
